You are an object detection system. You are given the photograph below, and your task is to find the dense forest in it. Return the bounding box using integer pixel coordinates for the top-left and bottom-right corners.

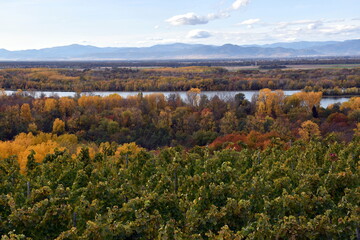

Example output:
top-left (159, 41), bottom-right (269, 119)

top-left (0, 89), bottom-right (359, 151)
top-left (0, 67), bottom-right (359, 93)
top-left (0, 68), bottom-right (359, 239)
top-left (0, 135), bottom-right (359, 239)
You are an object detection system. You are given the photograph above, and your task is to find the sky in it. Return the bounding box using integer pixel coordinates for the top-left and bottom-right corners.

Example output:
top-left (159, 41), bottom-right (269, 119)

top-left (0, 0), bottom-right (359, 50)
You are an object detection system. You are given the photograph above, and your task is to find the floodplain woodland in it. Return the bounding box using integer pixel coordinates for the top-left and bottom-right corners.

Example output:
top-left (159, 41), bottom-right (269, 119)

top-left (0, 64), bottom-right (359, 239)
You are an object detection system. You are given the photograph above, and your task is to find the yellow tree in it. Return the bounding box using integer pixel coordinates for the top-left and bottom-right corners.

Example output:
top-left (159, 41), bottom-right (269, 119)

top-left (298, 120), bottom-right (321, 141)
top-left (18, 141), bottom-right (62, 172)
top-left (145, 93), bottom-right (167, 112)
top-left (52, 118), bottom-right (65, 134)
top-left (303, 92), bottom-right (322, 111)
top-left (256, 89), bottom-right (285, 117)
top-left (157, 107), bottom-right (172, 129)
top-left (32, 99), bottom-right (45, 113)
top-left (273, 90), bottom-right (285, 115)
top-left (340, 97), bottom-right (360, 111)
top-left (44, 98), bottom-right (58, 112)
top-left (59, 97), bottom-right (76, 117)
top-left (28, 123), bottom-right (38, 134)
top-left (103, 94), bottom-right (123, 109)
top-left (292, 92), bottom-right (322, 113)
top-left (78, 95), bottom-right (104, 113)
top-left (115, 142), bottom-right (144, 158)
top-left (115, 142), bottom-right (145, 167)
top-left (20, 103), bottom-right (32, 122)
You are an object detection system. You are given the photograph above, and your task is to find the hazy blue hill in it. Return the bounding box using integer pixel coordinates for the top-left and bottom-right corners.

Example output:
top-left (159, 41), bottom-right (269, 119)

top-left (251, 41), bottom-right (338, 49)
top-left (310, 39), bottom-right (360, 55)
top-left (0, 49), bottom-right (11, 58)
top-left (7, 44), bottom-right (119, 59)
top-left (86, 44), bottom-right (316, 59)
top-left (0, 39), bottom-right (359, 60)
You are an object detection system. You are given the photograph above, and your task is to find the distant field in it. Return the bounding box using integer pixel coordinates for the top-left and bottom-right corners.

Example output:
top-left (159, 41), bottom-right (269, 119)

top-left (285, 64), bottom-right (360, 69)
top-left (223, 64), bottom-right (360, 71)
top-left (1, 58), bottom-right (360, 69)
top-left (222, 66), bottom-right (259, 71)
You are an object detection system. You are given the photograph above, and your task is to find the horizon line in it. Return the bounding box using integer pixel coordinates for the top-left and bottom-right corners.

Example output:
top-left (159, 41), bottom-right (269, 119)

top-left (1, 38), bottom-right (359, 52)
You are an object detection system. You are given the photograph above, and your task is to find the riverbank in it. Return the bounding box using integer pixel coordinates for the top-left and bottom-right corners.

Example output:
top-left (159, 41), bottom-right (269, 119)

top-left (3, 89), bottom-right (356, 108)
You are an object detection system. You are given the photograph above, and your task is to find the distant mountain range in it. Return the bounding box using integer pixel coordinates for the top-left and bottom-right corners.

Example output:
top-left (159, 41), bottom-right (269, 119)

top-left (1, 39), bottom-right (360, 60)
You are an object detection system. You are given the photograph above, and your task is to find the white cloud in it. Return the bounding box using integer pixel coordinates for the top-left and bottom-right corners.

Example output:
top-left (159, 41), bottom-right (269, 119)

top-left (232, 0), bottom-right (250, 10)
top-left (307, 22), bottom-right (323, 30)
top-left (166, 0), bottom-right (250, 26)
top-left (166, 13), bottom-right (209, 26)
top-left (269, 19), bottom-right (359, 38)
top-left (276, 20), bottom-right (323, 29)
top-left (166, 12), bottom-right (229, 26)
top-left (205, 18), bottom-right (360, 46)
top-left (239, 18), bottom-right (260, 25)
top-left (319, 24), bottom-right (360, 35)
top-left (187, 30), bottom-right (212, 39)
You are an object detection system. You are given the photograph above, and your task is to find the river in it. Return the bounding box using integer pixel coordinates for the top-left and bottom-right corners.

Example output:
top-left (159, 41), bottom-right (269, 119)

top-left (4, 90), bottom-right (353, 108)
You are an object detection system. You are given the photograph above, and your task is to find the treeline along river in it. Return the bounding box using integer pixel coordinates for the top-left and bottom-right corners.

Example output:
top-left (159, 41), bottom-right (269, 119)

top-left (4, 90), bottom-right (353, 108)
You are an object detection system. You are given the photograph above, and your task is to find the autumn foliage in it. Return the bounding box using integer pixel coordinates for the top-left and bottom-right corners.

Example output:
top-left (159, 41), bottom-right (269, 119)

top-left (0, 67), bottom-right (359, 92)
top-left (0, 134), bottom-right (359, 239)
top-left (0, 68), bottom-right (359, 238)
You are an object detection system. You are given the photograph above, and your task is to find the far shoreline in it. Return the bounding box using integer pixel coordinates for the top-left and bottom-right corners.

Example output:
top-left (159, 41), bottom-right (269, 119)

top-left (3, 88), bottom-right (359, 98)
